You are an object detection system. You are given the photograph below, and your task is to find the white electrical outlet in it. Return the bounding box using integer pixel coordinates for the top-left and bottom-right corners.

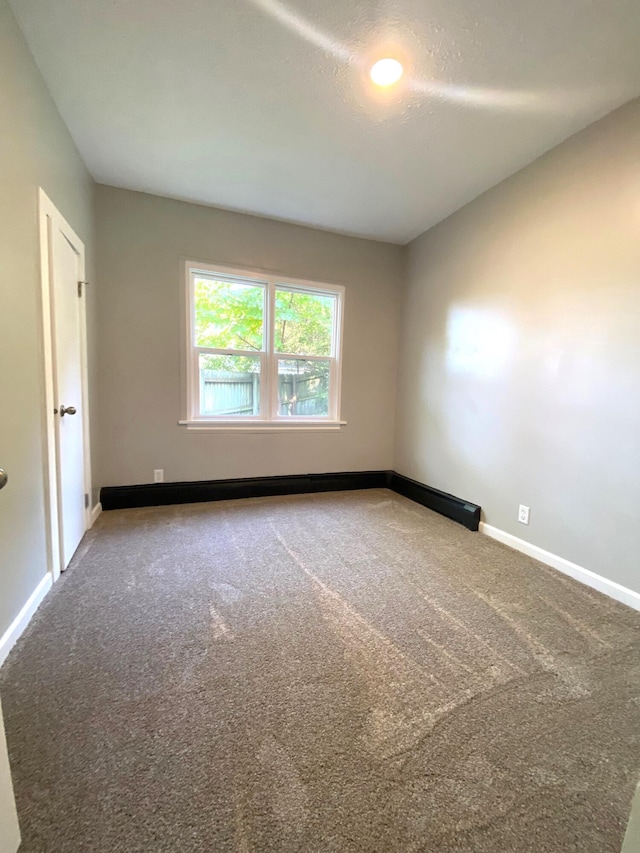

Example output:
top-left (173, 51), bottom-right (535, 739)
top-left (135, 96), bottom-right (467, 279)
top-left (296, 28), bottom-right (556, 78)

top-left (518, 505), bottom-right (530, 525)
top-left (153, 469), bottom-right (164, 483)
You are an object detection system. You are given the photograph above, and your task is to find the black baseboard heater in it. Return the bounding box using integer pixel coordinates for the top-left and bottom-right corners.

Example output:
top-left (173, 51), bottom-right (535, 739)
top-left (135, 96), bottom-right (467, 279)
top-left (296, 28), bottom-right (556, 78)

top-left (100, 470), bottom-right (480, 531)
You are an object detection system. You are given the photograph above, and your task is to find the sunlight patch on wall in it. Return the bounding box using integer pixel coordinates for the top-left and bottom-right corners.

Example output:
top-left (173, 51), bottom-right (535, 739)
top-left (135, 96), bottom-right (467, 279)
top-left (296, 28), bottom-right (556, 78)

top-left (446, 306), bottom-right (516, 379)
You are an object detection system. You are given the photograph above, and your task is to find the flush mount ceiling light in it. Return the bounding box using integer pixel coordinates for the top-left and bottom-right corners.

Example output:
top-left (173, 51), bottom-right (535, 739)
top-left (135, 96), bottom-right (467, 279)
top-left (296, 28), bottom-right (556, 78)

top-left (370, 57), bottom-right (404, 87)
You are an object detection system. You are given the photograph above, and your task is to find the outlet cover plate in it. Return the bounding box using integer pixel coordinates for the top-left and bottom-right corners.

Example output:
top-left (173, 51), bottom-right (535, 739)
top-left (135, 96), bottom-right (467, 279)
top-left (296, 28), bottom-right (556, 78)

top-left (518, 505), bottom-right (530, 524)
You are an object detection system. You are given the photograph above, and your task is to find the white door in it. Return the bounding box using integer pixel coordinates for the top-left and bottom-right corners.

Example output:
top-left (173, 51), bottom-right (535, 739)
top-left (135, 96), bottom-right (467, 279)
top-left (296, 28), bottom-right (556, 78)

top-left (51, 224), bottom-right (86, 568)
top-left (40, 190), bottom-right (91, 578)
top-left (0, 698), bottom-right (21, 853)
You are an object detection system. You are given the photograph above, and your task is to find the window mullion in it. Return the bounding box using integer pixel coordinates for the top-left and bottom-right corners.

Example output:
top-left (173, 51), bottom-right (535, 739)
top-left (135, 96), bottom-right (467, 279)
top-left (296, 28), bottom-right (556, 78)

top-left (329, 357), bottom-right (337, 420)
top-left (265, 280), bottom-right (276, 420)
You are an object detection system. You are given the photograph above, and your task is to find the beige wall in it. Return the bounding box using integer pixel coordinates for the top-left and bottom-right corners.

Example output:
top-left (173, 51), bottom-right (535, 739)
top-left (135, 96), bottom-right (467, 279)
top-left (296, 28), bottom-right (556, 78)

top-left (95, 186), bottom-right (404, 486)
top-left (0, 698), bottom-right (20, 853)
top-left (0, 0), bottom-right (96, 639)
top-left (623, 783), bottom-right (640, 853)
top-left (395, 99), bottom-right (640, 593)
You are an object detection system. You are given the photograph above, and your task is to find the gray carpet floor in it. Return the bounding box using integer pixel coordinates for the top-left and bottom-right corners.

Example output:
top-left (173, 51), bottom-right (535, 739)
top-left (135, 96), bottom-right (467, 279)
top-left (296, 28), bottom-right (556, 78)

top-left (1, 489), bottom-right (640, 852)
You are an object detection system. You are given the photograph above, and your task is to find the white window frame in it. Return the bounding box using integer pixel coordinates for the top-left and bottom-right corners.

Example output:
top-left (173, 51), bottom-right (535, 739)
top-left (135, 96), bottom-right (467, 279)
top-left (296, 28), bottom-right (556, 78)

top-left (180, 261), bottom-right (345, 431)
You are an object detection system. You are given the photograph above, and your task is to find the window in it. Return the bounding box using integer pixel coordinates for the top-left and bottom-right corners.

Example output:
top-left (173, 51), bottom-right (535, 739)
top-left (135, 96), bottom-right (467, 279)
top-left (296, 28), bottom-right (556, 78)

top-left (182, 262), bottom-right (344, 429)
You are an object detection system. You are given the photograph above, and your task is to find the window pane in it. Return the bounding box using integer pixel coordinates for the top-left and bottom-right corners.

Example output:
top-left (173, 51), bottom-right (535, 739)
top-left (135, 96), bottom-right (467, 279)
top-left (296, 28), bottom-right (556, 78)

top-left (278, 359), bottom-right (330, 417)
top-left (199, 354), bottom-right (261, 416)
top-left (274, 289), bottom-right (335, 356)
top-left (194, 278), bottom-right (264, 351)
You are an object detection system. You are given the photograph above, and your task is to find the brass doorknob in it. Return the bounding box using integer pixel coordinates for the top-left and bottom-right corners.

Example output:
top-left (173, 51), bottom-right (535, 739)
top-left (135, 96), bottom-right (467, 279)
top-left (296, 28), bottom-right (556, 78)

top-left (60, 405), bottom-right (77, 417)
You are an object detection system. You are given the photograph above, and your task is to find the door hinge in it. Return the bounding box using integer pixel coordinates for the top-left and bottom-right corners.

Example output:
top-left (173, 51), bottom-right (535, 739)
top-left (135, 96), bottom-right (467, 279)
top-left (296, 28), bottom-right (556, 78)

top-left (78, 280), bottom-right (89, 297)
top-left (84, 493), bottom-right (89, 509)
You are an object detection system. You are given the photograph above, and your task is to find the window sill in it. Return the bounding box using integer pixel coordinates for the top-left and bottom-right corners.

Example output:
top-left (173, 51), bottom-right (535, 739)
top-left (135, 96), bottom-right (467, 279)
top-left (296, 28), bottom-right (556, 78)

top-left (178, 420), bottom-right (347, 433)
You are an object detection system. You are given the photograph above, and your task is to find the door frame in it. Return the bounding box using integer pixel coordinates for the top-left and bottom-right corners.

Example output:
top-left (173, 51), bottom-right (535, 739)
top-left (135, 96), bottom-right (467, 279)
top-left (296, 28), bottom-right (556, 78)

top-left (39, 188), bottom-right (93, 582)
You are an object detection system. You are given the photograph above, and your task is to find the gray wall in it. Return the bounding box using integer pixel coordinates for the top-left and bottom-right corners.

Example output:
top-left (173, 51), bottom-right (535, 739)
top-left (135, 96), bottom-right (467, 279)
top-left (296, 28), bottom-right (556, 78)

top-left (395, 99), bottom-right (640, 593)
top-left (622, 783), bottom-right (640, 853)
top-left (0, 0), bottom-right (96, 639)
top-left (95, 186), bottom-right (404, 486)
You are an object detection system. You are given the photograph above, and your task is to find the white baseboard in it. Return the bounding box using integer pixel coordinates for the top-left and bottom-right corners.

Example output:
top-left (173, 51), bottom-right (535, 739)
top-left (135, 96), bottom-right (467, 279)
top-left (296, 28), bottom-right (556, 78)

top-left (90, 502), bottom-right (102, 527)
top-left (0, 573), bottom-right (53, 669)
top-left (479, 522), bottom-right (640, 612)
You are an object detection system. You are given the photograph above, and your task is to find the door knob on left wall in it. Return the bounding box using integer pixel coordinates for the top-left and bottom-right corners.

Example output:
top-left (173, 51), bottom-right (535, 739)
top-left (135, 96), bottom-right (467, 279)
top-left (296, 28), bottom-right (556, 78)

top-left (59, 405), bottom-right (77, 417)
top-left (0, 469), bottom-right (7, 490)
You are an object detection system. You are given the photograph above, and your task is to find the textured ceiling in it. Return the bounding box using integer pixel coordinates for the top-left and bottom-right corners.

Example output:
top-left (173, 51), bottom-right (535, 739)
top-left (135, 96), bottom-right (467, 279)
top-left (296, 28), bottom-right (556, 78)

top-left (10, 0), bottom-right (640, 243)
